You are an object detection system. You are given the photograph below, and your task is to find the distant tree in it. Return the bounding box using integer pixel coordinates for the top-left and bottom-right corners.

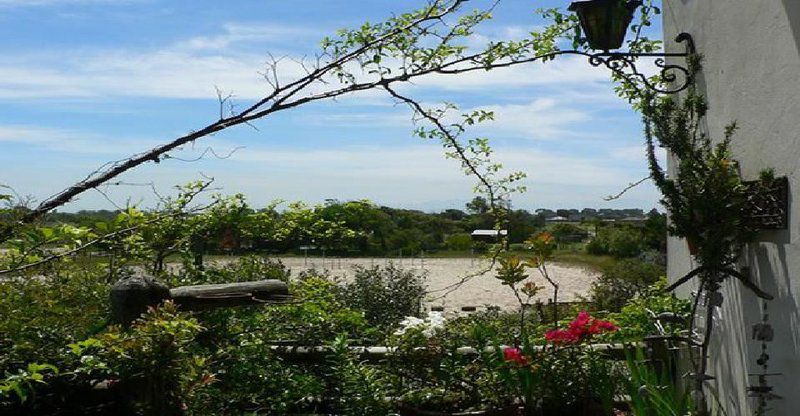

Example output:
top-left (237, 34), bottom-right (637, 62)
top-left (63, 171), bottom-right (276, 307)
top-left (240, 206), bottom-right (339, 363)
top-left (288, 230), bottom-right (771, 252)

top-left (439, 209), bottom-right (467, 221)
top-left (465, 196), bottom-right (490, 215)
top-left (549, 223), bottom-right (588, 244)
top-left (643, 210), bottom-right (667, 253)
top-left (507, 209), bottom-right (543, 243)
top-left (444, 233), bottom-right (473, 251)
top-left (556, 209), bottom-right (572, 218)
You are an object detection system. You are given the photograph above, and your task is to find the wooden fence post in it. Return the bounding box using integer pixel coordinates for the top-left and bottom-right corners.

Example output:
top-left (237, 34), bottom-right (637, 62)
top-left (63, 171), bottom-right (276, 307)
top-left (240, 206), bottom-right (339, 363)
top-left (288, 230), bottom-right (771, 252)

top-left (109, 274), bottom-right (290, 415)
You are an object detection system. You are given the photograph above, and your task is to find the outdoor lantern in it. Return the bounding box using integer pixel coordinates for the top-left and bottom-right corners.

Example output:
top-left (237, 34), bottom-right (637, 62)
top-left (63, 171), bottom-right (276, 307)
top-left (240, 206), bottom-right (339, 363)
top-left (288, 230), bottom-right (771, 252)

top-left (568, 0), bottom-right (642, 51)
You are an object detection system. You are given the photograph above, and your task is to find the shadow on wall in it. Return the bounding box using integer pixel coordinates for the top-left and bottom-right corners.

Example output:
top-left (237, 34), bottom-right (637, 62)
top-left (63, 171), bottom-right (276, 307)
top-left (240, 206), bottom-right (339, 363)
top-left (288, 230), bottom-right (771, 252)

top-left (746, 241), bottom-right (800, 415)
top-left (783, 0), bottom-right (800, 55)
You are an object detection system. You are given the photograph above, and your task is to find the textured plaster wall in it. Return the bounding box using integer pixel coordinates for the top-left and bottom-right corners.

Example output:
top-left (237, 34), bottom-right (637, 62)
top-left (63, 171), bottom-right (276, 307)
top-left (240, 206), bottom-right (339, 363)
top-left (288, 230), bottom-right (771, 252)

top-left (663, 1), bottom-right (800, 415)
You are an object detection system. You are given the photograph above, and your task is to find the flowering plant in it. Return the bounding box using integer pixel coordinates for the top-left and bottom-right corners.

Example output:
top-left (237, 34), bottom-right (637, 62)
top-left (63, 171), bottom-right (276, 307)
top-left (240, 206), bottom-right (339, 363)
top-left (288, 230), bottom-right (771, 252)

top-left (388, 312), bottom-right (516, 413)
top-left (544, 311), bottom-right (618, 345)
top-left (394, 311), bottom-right (446, 339)
top-left (492, 312), bottom-right (623, 415)
top-left (502, 347), bottom-right (528, 366)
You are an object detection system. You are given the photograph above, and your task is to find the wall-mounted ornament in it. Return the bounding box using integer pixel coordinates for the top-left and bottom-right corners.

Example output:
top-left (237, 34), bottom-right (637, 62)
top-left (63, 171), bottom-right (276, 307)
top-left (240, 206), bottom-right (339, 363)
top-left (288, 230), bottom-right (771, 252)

top-left (568, 0), bottom-right (696, 94)
top-left (744, 176), bottom-right (789, 230)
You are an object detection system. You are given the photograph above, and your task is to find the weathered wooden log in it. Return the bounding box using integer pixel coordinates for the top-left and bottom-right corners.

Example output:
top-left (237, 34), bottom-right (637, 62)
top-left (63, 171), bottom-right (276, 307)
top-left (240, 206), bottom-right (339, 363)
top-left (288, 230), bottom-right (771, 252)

top-left (110, 274), bottom-right (290, 325)
top-left (169, 280), bottom-right (290, 310)
top-left (110, 274), bottom-right (170, 325)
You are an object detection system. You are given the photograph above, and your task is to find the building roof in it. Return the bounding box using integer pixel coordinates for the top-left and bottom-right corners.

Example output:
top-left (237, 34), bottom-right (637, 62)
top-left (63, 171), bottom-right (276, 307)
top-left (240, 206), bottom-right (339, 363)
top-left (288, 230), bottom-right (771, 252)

top-left (545, 216), bottom-right (569, 222)
top-left (470, 229), bottom-right (508, 237)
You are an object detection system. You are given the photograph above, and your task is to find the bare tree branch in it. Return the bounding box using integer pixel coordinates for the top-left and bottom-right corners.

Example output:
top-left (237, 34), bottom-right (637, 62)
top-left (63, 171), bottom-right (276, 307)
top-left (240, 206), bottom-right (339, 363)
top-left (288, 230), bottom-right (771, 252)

top-left (4, 1), bottom-right (590, 241)
top-left (603, 175), bottom-right (651, 201)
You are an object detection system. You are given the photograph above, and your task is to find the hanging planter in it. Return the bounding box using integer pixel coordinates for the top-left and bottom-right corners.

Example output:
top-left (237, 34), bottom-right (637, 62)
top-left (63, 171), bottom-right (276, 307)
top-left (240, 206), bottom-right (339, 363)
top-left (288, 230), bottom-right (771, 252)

top-left (568, 0), bottom-right (642, 51)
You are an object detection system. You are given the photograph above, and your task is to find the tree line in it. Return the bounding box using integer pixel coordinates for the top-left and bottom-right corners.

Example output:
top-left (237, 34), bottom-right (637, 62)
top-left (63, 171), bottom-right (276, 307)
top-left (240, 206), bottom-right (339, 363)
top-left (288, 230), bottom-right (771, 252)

top-left (32, 195), bottom-right (665, 259)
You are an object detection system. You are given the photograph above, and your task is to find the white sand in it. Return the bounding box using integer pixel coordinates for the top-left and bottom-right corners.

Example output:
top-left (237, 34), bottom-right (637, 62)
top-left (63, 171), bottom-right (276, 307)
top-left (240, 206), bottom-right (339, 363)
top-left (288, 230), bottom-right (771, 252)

top-left (263, 257), bottom-right (598, 313)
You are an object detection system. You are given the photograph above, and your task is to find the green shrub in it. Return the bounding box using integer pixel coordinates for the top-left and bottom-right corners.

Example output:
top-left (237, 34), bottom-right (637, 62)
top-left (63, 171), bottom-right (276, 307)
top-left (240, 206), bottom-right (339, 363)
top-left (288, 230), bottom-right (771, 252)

top-left (444, 233), bottom-right (473, 251)
top-left (590, 259), bottom-right (664, 312)
top-left (549, 223), bottom-right (588, 244)
top-left (624, 347), bottom-right (692, 416)
top-left (606, 278), bottom-right (692, 341)
top-left (326, 335), bottom-right (392, 415)
top-left (170, 255), bottom-right (290, 286)
top-left (340, 264), bottom-right (426, 330)
top-left (259, 275), bottom-right (373, 345)
top-left (195, 341), bottom-right (324, 414)
top-left (0, 264), bottom-right (109, 374)
top-left (586, 226), bottom-right (644, 258)
top-left (71, 301), bottom-right (212, 415)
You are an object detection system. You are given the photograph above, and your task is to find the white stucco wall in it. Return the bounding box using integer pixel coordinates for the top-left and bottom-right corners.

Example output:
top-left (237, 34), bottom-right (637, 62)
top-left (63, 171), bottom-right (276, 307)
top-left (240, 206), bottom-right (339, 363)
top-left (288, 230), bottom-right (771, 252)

top-left (663, 1), bottom-right (800, 415)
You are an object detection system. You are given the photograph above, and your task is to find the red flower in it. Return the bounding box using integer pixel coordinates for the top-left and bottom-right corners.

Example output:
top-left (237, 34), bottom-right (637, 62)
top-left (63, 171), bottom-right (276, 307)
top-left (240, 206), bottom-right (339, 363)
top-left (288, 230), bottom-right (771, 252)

top-left (503, 347), bottom-right (528, 365)
top-left (545, 311), bottom-right (618, 345)
top-left (545, 328), bottom-right (580, 345)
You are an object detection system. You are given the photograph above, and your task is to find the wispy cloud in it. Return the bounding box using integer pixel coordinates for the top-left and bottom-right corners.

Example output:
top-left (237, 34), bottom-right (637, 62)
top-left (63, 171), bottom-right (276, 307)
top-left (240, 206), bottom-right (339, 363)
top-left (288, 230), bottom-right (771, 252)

top-left (0, 50), bottom-right (287, 99)
top-left (465, 98), bottom-right (590, 140)
top-left (176, 23), bottom-right (320, 51)
top-left (0, 125), bottom-right (161, 154)
top-left (0, 31), bottom-right (627, 101)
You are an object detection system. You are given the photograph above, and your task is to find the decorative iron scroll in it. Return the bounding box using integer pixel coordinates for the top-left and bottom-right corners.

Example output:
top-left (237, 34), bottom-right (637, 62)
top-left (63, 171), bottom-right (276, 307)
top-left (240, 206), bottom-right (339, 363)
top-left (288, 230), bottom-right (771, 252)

top-left (744, 176), bottom-right (789, 230)
top-left (586, 32), bottom-right (696, 95)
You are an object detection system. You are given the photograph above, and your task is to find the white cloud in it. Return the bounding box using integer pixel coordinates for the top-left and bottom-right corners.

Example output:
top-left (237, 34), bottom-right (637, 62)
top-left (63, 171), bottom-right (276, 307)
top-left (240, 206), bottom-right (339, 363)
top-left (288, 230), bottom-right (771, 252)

top-left (610, 144), bottom-right (667, 166)
top-left (0, 126), bottom-right (659, 211)
top-left (465, 98), bottom-right (590, 140)
top-left (0, 125), bottom-right (161, 154)
top-left (0, 32), bottom-right (627, 101)
top-left (0, 50), bottom-right (302, 100)
top-left (176, 23), bottom-right (319, 51)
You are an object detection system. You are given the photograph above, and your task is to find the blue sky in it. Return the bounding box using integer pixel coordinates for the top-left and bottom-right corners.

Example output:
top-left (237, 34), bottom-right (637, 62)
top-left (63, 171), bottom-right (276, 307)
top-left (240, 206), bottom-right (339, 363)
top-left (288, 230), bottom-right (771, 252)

top-left (0, 0), bottom-right (665, 212)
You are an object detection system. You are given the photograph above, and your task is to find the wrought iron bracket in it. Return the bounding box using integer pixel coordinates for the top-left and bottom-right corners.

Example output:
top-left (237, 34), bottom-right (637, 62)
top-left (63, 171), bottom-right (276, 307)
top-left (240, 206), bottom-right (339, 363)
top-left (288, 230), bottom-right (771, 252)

top-left (744, 176), bottom-right (789, 230)
top-left (586, 32), bottom-right (696, 94)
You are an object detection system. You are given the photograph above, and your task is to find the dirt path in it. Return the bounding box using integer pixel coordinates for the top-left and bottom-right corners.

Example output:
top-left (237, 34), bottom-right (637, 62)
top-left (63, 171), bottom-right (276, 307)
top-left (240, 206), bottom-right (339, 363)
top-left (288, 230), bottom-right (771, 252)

top-left (248, 257), bottom-right (599, 313)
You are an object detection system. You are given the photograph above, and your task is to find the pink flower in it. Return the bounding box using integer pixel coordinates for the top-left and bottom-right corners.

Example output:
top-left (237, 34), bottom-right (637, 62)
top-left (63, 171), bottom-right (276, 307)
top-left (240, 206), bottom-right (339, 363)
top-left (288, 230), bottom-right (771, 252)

top-left (503, 347), bottom-right (528, 365)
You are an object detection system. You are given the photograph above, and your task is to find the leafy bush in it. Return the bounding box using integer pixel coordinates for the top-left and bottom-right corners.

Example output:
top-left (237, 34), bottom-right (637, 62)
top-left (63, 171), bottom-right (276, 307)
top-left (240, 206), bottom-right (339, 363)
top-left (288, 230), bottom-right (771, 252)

top-left (387, 313), bottom-right (514, 413)
top-left (340, 264), bottom-right (426, 330)
top-left (0, 264), bottom-right (109, 374)
top-left (71, 301), bottom-right (213, 415)
top-left (325, 335), bottom-right (392, 415)
top-left (549, 223), bottom-right (589, 244)
top-left (444, 233), bottom-right (473, 251)
top-left (590, 259), bottom-right (664, 312)
top-left (195, 341), bottom-right (324, 415)
top-left (259, 275), bottom-right (373, 345)
top-left (606, 278), bottom-right (692, 341)
top-left (0, 363), bottom-right (58, 406)
top-left (624, 347), bottom-right (692, 416)
top-left (586, 226), bottom-right (644, 258)
top-left (170, 255), bottom-right (291, 287)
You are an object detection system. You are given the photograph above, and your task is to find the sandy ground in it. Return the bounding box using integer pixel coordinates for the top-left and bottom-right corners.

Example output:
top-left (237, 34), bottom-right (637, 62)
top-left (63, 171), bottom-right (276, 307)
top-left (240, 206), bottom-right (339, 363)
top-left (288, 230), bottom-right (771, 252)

top-left (243, 257), bottom-right (598, 313)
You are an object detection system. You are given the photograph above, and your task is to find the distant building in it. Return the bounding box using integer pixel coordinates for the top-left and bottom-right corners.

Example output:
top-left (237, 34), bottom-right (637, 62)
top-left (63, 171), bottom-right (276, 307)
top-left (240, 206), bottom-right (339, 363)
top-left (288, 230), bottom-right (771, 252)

top-left (544, 216), bottom-right (568, 223)
top-left (470, 229), bottom-right (508, 242)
